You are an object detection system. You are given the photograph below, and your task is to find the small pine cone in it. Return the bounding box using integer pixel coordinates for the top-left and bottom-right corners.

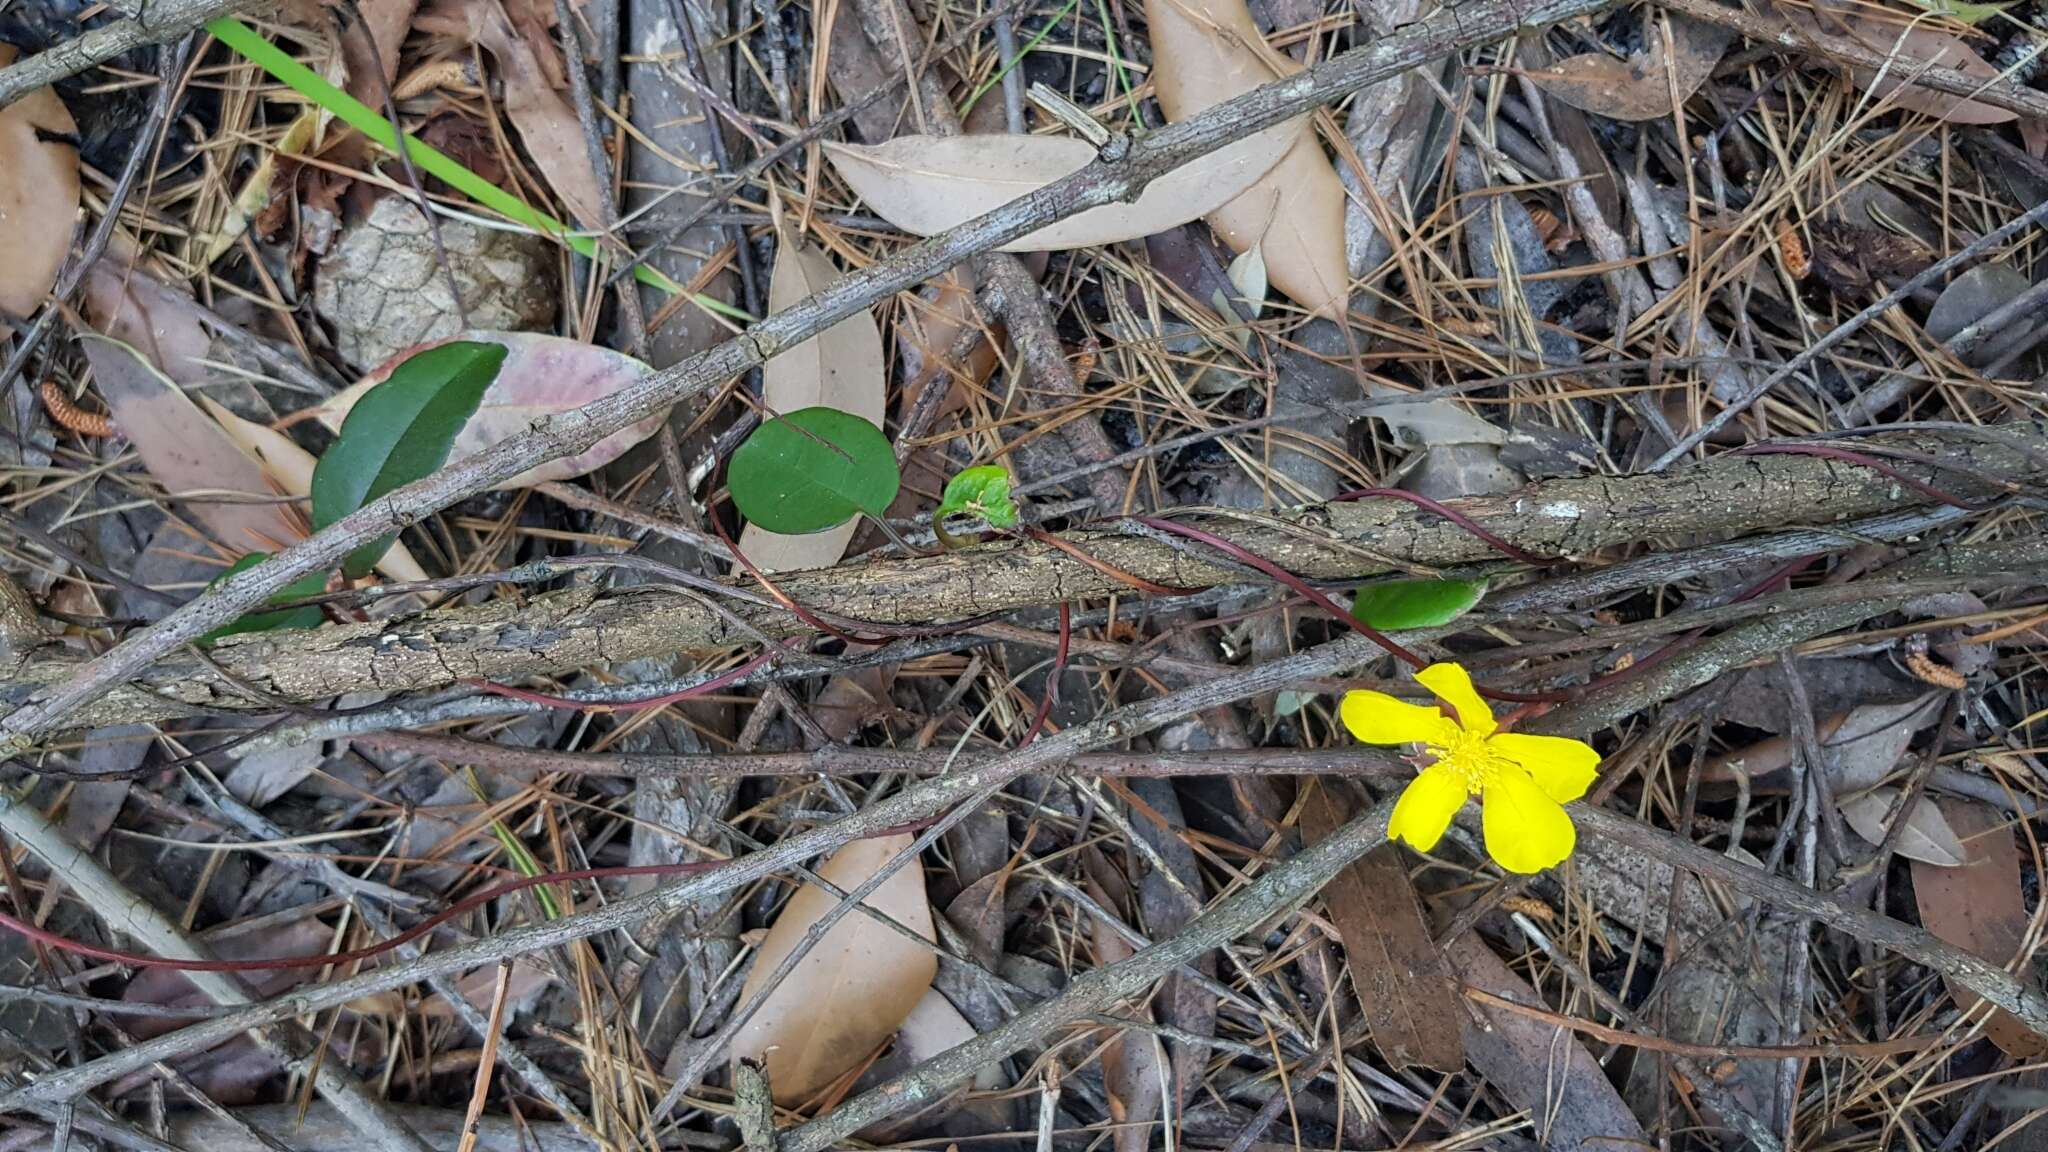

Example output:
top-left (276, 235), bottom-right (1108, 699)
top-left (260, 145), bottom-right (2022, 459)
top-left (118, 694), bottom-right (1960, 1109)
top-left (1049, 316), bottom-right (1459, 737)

top-left (314, 195), bottom-right (558, 371)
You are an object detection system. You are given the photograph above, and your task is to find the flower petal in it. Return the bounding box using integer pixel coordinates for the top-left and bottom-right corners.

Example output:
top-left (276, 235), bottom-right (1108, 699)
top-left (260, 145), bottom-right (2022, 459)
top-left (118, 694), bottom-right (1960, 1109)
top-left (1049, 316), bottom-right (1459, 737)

top-left (1415, 662), bottom-right (1495, 737)
top-left (1387, 763), bottom-right (1470, 853)
top-left (1489, 733), bottom-right (1600, 803)
top-left (1481, 767), bottom-right (1576, 874)
top-left (1340, 690), bottom-right (1458, 746)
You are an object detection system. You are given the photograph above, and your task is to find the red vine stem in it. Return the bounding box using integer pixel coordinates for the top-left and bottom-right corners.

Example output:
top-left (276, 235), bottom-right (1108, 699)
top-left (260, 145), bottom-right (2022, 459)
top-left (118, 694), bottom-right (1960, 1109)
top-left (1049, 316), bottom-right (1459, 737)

top-left (1017, 603), bottom-right (1071, 747)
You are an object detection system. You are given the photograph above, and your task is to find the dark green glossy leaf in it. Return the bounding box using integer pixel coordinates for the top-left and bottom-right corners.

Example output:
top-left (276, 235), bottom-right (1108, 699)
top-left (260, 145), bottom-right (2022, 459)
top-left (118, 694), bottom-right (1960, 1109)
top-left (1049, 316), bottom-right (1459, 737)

top-left (728, 407), bottom-right (899, 534)
top-left (312, 340), bottom-right (505, 576)
top-left (936, 465), bottom-right (1018, 529)
top-left (200, 552), bottom-right (330, 642)
top-left (1350, 578), bottom-right (1487, 631)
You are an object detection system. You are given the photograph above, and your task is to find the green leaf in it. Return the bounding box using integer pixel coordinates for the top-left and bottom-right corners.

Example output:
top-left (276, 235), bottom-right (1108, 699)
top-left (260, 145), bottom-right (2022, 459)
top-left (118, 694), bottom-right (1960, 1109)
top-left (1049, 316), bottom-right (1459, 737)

top-left (1350, 578), bottom-right (1488, 631)
top-left (936, 465), bottom-right (1019, 529)
top-left (728, 407), bottom-right (899, 534)
top-left (200, 553), bottom-right (330, 642)
top-left (312, 340), bottom-right (505, 577)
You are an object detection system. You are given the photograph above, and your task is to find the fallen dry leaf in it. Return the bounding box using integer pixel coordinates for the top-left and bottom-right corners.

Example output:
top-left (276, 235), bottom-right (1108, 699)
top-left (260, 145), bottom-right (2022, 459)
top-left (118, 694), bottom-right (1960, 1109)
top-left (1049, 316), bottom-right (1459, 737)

top-left (441, 0), bottom-right (611, 227)
top-left (1302, 782), bottom-right (1463, 1072)
top-left (730, 833), bottom-right (938, 1105)
top-left (1704, 694), bottom-right (1942, 789)
top-left (1912, 800), bottom-right (2048, 1059)
top-left (313, 331), bottom-right (662, 488)
top-left (1086, 875), bottom-right (1166, 1152)
top-left (1451, 934), bottom-right (1650, 1152)
top-left (1529, 16), bottom-right (1733, 121)
top-left (1840, 785), bottom-right (1969, 866)
top-left (0, 46), bottom-right (80, 318)
top-left (738, 225), bottom-right (888, 572)
top-left (1144, 0), bottom-right (1348, 314)
top-left (78, 334), bottom-right (305, 557)
top-left (823, 120), bottom-right (1300, 253)
top-left (1784, 9), bottom-right (2016, 124)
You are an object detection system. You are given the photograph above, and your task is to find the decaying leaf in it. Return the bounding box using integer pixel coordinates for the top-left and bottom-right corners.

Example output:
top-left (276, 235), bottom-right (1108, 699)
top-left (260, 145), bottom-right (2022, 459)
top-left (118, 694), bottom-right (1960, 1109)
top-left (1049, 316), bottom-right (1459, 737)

top-left (1145, 0), bottom-right (1349, 313)
top-left (852, 987), bottom-right (1009, 1142)
top-left (0, 47), bottom-right (80, 318)
top-left (77, 335), bottom-right (305, 558)
top-left (823, 122), bottom-right (1300, 253)
top-left (1912, 800), bottom-right (2048, 1058)
top-left (738, 225), bottom-right (888, 572)
top-left (431, 0), bottom-right (610, 226)
top-left (1451, 934), bottom-right (1651, 1152)
top-left (1785, 9), bottom-right (2017, 124)
top-left (730, 833), bottom-right (938, 1105)
top-left (312, 332), bottom-right (662, 488)
top-left (1840, 785), bottom-right (1969, 866)
top-left (1529, 16), bottom-right (1733, 121)
top-left (1705, 694), bottom-right (1942, 790)
top-left (1086, 875), bottom-right (1166, 1152)
top-left (1302, 782), bottom-right (1464, 1071)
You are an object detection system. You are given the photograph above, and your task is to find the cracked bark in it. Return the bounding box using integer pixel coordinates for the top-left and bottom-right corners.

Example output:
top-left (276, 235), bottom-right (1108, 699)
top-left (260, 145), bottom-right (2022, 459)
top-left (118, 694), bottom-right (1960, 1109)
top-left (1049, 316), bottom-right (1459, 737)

top-left (2, 426), bottom-right (2041, 733)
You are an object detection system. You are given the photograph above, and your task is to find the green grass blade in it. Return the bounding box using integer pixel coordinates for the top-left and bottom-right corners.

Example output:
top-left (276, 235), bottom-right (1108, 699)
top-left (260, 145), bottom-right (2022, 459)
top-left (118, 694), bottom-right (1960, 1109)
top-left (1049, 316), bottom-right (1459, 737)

top-left (206, 16), bottom-right (753, 323)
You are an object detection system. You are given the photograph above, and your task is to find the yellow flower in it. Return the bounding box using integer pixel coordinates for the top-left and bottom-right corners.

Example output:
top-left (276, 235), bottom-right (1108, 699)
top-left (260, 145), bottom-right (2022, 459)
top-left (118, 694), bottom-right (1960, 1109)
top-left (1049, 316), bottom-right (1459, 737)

top-left (1341, 663), bottom-right (1600, 874)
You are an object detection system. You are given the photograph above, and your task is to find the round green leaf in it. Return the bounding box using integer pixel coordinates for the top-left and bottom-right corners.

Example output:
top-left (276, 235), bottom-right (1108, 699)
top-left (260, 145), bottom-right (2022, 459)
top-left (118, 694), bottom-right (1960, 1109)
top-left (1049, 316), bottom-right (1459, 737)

top-left (729, 407), bottom-right (899, 534)
top-left (936, 465), bottom-right (1019, 529)
top-left (312, 340), bottom-right (506, 576)
top-left (1350, 578), bottom-right (1488, 631)
top-left (200, 552), bottom-right (330, 642)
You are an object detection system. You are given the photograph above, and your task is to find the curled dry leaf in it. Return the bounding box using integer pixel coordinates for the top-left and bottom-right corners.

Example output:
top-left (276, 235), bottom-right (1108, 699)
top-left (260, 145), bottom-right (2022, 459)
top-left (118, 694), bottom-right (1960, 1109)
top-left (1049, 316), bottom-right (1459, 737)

top-left (730, 833), bottom-right (937, 1106)
top-left (437, 0), bottom-right (610, 226)
top-left (1528, 15), bottom-right (1733, 121)
top-left (1704, 693), bottom-right (1941, 790)
top-left (1840, 785), bottom-right (1969, 867)
top-left (1144, 0), bottom-right (1349, 314)
top-left (738, 225), bottom-right (888, 572)
top-left (199, 397), bottom-right (427, 582)
top-left (0, 46), bottom-right (80, 318)
top-left (824, 122), bottom-right (1300, 253)
top-left (313, 332), bottom-right (662, 488)
top-left (1911, 800), bottom-right (2048, 1059)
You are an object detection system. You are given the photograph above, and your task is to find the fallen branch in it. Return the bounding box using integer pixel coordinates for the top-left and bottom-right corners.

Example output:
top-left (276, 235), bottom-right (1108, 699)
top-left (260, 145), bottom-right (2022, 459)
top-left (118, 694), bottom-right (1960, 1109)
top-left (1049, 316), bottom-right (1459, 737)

top-left (0, 0), bottom-right (1620, 750)
top-left (6, 427), bottom-right (2039, 733)
top-left (0, 792), bottom-right (435, 1150)
top-left (0, 0), bottom-right (263, 108)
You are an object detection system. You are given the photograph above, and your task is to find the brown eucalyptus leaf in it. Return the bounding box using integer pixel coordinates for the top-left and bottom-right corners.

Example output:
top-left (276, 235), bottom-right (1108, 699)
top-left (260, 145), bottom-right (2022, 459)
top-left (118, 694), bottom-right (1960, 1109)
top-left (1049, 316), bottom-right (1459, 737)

top-left (823, 121), bottom-right (1300, 253)
top-left (1912, 800), bottom-right (2048, 1058)
top-left (447, 0), bottom-right (610, 226)
top-left (313, 332), bottom-right (661, 488)
top-left (1145, 0), bottom-right (1348, 313)
top-left (0, 47), bottom-right (80, 318)
top-left (1303, 783), bottom-right (1464, 1072)
top-left (738, 226), bottom-right (888, 572)
top-left (1451, 934), bottom-right (1650, 1152)
top-left (1529, 16), bottom-right (1732, 121)
top-left (1704, 693), bottom-right (1941, 790)
top-left (1784, 9), bottom-right (2016, 124)
top-left (1086, 878), bottom-right (1166, 1152)
top-left (78, 336), bottom-right (305, 557)
top-left (1840, 785), bottom-right (1969, 866)
top-left (730, 833), bottom-right (938, 1105)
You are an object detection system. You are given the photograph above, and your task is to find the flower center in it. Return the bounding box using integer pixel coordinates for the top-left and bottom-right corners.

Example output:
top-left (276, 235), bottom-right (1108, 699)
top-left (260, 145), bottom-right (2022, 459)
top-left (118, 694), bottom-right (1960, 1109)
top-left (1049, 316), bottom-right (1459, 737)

top-left (1429, 727), bottom-right (1506, 796)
